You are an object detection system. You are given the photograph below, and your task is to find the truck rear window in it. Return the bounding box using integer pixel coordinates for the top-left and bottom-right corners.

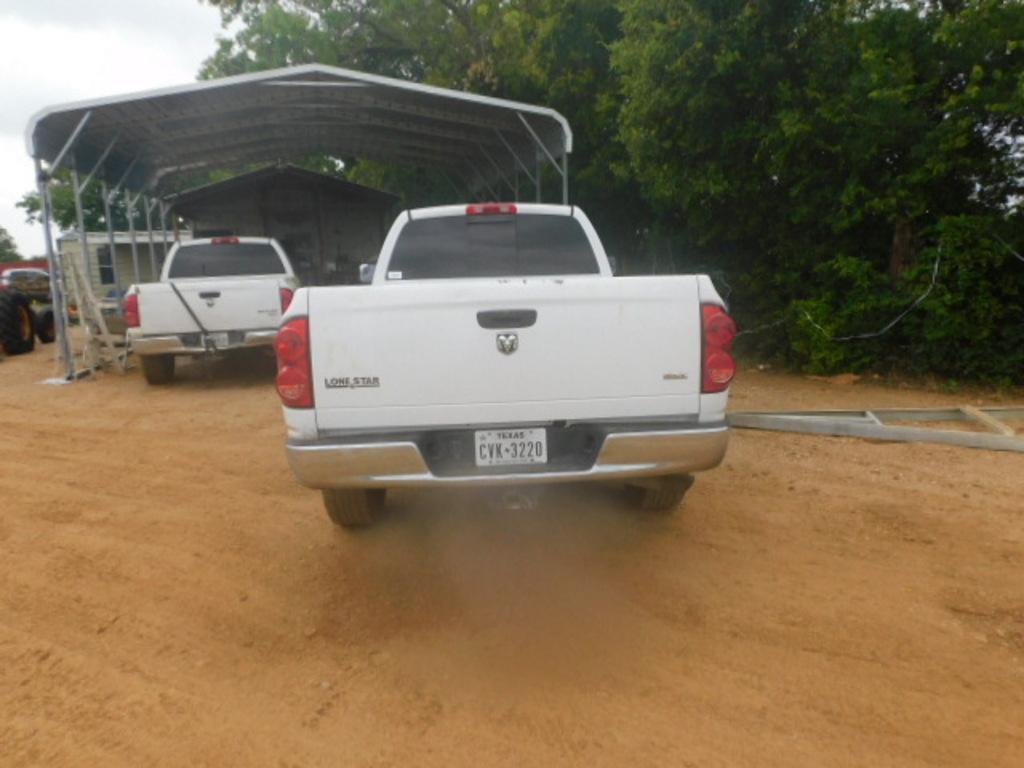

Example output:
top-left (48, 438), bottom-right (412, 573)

top-left (168, 243), bottom-right (285, 278)
top-left (387, 214), bottom-right (599, 279)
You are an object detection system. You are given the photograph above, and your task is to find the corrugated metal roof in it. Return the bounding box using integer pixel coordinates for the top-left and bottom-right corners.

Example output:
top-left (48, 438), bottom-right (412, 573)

top-left (25, 63), bottom-right (571, 196)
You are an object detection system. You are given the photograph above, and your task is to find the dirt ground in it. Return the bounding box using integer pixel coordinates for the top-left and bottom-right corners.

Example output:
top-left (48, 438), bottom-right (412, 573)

top-left (1, 347), bottom-right (1022, 767)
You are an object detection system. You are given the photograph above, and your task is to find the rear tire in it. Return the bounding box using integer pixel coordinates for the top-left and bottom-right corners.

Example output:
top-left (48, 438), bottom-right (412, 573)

top-left (35, 308), bottom-right (55, 343)
top-left (633, 474), bottom-right (695, 512)
top-left (322, 489), bottom-right (386, 528)
top-left (0, 291), bottom-right (36, 356)
top-left (140, 354), bottom-right (175, 385)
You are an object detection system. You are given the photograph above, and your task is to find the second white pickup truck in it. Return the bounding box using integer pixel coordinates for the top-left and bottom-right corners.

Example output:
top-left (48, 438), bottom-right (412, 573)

top-left (125, 237), bottom-right (299, 384)
top-left (275, 203), bottom-right (736, 527)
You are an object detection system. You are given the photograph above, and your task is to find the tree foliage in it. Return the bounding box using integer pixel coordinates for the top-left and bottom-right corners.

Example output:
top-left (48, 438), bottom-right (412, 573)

top-left (614, 0), bottom-right (1024, 381)
top-left (17, 170), bottom-right (131, 232)
top-left (77, 0), bottom-right (1022, 380)
top-left (0, 225), bottom-right (21, 261)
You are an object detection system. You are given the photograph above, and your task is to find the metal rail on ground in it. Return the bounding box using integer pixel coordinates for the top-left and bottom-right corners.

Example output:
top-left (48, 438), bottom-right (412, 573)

top-left (728, 407), bottom-right (1024, 453)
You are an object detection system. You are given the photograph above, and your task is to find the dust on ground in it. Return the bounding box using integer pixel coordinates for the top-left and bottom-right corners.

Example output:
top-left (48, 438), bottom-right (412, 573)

top-left (1, 348), bottom-right (1022, 767)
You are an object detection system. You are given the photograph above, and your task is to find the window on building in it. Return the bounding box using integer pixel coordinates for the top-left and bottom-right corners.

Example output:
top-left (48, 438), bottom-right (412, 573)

top-left (97, 245), bottom-right (115, 285)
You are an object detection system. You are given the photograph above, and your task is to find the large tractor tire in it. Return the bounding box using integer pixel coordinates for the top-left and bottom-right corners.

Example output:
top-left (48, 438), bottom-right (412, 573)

top-left (0, 291), bottom-right (36, 356)
top-left (34, 306), bottom-right (55, 344)
top-left (322, 489), bottom-right (386, 528)
top-left (140, 354), bottom-right (175, 385)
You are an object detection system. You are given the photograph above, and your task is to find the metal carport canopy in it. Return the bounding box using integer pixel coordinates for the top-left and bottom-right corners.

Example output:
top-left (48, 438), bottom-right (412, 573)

top-left (25, 63), bottom-right (573, 201)
top-left (24, 64), bottom-right (573, 382)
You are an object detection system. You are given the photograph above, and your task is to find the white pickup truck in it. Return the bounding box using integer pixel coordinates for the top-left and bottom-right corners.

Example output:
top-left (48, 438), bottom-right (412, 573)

top-left (274, 203), bottom-right (736, 527)
top-left (124, 237), bottom-right (299, 384)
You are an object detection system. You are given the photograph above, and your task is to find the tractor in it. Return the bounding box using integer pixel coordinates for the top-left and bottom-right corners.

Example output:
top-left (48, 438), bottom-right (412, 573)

top-left (0, 267), bottom-right (57, 357)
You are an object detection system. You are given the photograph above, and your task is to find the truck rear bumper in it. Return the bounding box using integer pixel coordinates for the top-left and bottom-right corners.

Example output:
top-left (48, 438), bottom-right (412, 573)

top-left (286, 424), bottom-right (729, 489)
top-left (129, 329), bottom-right (277, 356)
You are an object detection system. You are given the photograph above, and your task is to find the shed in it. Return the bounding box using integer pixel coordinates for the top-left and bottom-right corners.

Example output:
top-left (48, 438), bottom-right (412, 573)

top-left (167, 165), bottom-right (398, 285)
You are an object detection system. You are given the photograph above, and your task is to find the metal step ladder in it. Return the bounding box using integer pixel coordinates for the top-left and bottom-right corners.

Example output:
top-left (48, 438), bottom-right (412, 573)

top-left (728, 406), bottom-right (1024, 453)
top-left (59, 249), bottom-right (125, 375)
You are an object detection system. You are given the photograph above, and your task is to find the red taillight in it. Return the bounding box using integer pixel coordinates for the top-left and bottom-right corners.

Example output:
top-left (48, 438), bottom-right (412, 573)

top-left (122, 293), bottom-right (140, 328)
top-left (275, 317), bottom-right (313, 408)
top-left (275, 321), bottom-right (306, 366)
top-left (211, 236), bottom-right (240, 245)
top-left (465, 203), bottom-right (517, 215)
top-left (701, 304), bottom-right (737, 393)
top-left (704, 351), bottom-right (737, 387)
top-left (279, 287), bottom-right (294, 313)
top-left (276, 365), bottom-right (312, 408)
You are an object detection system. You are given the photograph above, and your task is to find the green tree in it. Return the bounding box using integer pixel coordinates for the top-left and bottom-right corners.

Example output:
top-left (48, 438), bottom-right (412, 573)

top-left (489, 0), bottom-right (655, 259)
top-left (615, 0), bottom-right (1024, 379)
top-left (17, 169), bottom-right (130, 232)
top-left (200, 0), bottom-right (507, 87)
top-left (0, 225), bottom-right (21, 261)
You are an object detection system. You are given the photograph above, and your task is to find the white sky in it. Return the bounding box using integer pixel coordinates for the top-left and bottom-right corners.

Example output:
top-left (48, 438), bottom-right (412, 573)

top-left (0, 0), bottom-right (225, 256)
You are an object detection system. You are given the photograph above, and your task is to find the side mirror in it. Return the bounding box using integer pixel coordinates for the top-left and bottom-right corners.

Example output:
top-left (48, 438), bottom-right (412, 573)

top-left (359, 263), bottom-right (375, 284)
top-left (607, 255), bottom-right (619, 275)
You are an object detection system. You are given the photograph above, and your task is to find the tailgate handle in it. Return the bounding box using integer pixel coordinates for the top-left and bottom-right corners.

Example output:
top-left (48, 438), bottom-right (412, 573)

top-left (477, 309), bottom-right (537, 329)
top-left (199, 291), bottom-right (221, 299)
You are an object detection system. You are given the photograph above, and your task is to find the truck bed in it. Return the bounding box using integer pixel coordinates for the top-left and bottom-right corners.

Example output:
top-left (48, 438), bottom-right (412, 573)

top-left (136, 276), bottom-right (285, 335)
top-left (305, 275), bottom-right (705, 433)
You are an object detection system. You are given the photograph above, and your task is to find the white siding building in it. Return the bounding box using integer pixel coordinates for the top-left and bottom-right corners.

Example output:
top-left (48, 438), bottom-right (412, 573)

top-left (57, 231), bottom-right (191, 298)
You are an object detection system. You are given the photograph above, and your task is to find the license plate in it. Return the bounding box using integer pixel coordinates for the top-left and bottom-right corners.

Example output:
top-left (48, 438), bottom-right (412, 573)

top-left (207, 332), bottom-right (230, 349)
top-left (474, 428), bottom-right (548, 467)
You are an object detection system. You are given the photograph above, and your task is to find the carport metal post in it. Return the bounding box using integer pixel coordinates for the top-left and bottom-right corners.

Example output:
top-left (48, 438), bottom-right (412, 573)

top-left (100, 154), bottom-right (139, 298)
top-left (466, 161), bottom-right (499, 201)
top-left (33, 110), bottom-right (91, 379)
top-left (101, 182), bottom-right (123, 309)
top-left (536, 152), bottom-right (542, 202)
top-left (451, 167), bottom-right (479, 202)
top-left (494, 129), bottom-right (537, 196)
top-left (47, 111), bottom-right (92, 175)
top-left (561, 153), bottom-right (568, 205)
top-left (517, 112), bottom-right (567, 204)
top-left (35, 158), bottom-right (73, 380)
top-left (144, 196), bottom-right (158, 279)
top-left (69, 133), bottom-right (118, 284)
top-left (478, 144), bottom-right (515, 198)
top-left (76, 133), bottom-right (118, 194)
top-left (442, 171), bottom-right (464, 201)
top-left (159, 200), bottom-right (170, 267)
top-left (70, 165), bottom-right (92, 299)
top-left (124, 189), bottom-right (141, 285)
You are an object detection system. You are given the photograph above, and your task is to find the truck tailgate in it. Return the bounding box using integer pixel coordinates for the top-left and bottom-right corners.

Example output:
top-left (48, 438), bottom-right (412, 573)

top-left (138, 278), bottom-right (283, 334)
top-left (309, 276), bottom-right (703, 431)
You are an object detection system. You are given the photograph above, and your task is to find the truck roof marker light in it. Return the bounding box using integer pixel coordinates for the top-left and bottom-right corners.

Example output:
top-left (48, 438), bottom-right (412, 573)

top-left (211, 236), bottom-right (240, 245)
top-left (466, 203), bottom-right (517, 216)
